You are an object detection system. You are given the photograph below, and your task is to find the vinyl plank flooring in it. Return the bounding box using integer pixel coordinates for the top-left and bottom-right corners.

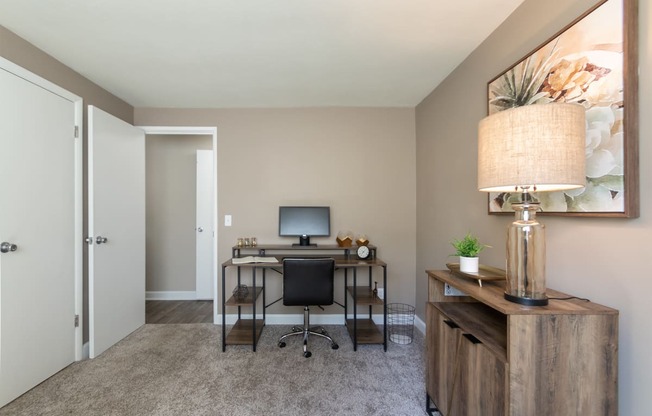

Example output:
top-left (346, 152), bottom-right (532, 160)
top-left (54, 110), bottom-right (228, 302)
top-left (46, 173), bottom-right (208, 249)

top-left (146, 300), bottom-right (213, 324)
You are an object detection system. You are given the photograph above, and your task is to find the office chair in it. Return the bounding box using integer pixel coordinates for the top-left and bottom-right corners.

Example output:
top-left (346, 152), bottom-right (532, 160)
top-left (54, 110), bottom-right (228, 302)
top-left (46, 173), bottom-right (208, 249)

top-left (278, 258), bottom-right (339, 358)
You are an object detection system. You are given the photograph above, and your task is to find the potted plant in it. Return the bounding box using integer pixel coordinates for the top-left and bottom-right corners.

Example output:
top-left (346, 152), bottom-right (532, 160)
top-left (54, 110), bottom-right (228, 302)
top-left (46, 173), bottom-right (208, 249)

top-left (451, 233), bottom-right (490, 273)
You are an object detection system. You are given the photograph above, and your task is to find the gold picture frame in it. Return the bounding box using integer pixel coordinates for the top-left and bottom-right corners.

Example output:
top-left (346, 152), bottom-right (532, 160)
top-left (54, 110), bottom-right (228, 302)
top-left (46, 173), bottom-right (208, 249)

top-left (487, 0), bottom-right (639, 217)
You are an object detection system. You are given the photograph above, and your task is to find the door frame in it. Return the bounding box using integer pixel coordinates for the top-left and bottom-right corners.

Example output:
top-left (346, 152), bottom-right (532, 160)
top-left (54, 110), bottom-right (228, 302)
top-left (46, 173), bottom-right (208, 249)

top-left (0, 57), bottom-right (84, 361)
top-left (138, 126), bottom-right (218, 322)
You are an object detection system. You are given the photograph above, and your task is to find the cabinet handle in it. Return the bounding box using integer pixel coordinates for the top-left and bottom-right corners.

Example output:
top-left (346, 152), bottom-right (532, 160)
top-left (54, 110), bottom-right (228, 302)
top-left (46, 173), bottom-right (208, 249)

top-left (463, 333), bottom-right (482, 344)
top-left (443, 319), bottom-right (459, 329)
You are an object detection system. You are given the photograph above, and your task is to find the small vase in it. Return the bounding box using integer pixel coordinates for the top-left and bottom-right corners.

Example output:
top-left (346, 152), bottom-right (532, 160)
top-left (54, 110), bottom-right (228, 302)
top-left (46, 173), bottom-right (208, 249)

top-left (460, 256), bottom-right (479, 273)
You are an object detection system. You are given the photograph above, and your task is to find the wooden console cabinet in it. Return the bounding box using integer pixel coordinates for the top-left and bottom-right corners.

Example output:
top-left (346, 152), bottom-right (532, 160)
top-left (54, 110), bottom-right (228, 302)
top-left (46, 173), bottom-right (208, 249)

top-left (426, 269), bottom-right (618, 416)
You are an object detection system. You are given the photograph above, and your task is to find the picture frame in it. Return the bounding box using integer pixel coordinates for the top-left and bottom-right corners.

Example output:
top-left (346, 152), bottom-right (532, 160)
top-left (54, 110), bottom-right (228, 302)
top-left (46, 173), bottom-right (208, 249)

top-left (487, 0), bottom-right (639, 217)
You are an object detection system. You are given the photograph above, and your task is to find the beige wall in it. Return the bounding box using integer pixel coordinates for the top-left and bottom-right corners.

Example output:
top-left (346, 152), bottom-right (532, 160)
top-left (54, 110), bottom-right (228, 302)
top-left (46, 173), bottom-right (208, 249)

top-left (146, 134), bottom-right (213, 292)
top-left (415, 0), bottom-right (650, 414)
top-left (135, 107), bottom-right (417, 313)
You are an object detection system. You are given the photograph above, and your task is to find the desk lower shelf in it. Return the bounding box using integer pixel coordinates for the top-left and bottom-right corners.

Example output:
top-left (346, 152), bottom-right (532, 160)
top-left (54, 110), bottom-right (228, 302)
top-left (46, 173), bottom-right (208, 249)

top-left (345, 319), bottom-right (383, 344)
top-left (225, 319), bottom-right (265, 345)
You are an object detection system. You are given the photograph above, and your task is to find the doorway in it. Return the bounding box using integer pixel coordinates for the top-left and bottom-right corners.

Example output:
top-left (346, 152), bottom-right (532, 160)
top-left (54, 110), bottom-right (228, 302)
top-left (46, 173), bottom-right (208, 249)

top-left (139, 126), bottom-right (218, 324)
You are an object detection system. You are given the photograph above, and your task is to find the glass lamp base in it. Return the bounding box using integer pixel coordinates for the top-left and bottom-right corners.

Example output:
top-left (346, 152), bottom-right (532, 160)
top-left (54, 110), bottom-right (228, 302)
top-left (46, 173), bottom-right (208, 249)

top-left (504, 292), bottom-right (548, 306)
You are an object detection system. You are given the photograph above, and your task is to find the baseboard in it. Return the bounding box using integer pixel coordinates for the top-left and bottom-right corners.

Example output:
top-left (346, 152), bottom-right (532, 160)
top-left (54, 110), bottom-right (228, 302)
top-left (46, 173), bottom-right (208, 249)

top-left (146, 291), bottom-right (197, 301)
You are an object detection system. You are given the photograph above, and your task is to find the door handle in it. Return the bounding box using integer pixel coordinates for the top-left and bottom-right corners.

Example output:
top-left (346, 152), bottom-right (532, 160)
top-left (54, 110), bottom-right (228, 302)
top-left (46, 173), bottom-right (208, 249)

top-left (197, 227), bottom-right (204, 232)
top-left (96, 236), bottom-right (108, 244)
top-left (0, 242), bottom-right (18, 253)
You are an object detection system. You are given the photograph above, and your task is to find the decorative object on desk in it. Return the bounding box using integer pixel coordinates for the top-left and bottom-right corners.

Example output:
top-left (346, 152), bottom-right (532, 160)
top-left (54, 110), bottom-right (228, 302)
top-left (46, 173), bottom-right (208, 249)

top-left (478, 103), bottom-right (586, 306)
top-left (336, 231), bottom-right (353, 247)
top-left (244, 238), bottom-right (251, 247)
top-left (356, 245), bottom-right (370, 260)
top-left (237, 237), bottom-right (244, 248)
top-left (232, 284), bottom-right (249, 300)
top-left (372, 281), bottom-right (378, 299)
top-left (446, 262), bottom-right (505, 287)
top-left (356, 234), bottom-right (369, 246)
top-left (251, 237), bottom-right (257, 247)
top-left (450, 233), bottom-right (490, 273)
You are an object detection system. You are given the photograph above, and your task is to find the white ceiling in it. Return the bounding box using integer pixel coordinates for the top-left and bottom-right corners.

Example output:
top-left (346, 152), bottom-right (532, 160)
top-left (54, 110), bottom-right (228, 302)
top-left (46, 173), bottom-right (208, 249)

top-left (0, 0), bottom-right (525, 108)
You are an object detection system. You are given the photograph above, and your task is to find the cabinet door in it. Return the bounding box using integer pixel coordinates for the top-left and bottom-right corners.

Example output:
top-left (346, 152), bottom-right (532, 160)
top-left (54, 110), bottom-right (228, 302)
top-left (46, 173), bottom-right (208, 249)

top-left (449, 333), bottom-right (507, 416)
top-left (426, 303), bottom-right (462, 416)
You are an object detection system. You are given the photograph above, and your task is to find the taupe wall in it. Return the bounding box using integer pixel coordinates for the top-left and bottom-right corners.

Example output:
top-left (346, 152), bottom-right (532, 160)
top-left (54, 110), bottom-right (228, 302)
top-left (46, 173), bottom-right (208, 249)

top-left (135, 108), bottom-right (417, 313)
top-left (415, 0), bottom-right (650, 414)
top-left (146, 134), bottom-right (213, 293)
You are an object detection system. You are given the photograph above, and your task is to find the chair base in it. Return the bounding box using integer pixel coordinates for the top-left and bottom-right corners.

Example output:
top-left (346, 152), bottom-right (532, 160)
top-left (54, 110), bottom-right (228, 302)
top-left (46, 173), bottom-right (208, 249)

top-left (278, 306), bottom-right (339, 357)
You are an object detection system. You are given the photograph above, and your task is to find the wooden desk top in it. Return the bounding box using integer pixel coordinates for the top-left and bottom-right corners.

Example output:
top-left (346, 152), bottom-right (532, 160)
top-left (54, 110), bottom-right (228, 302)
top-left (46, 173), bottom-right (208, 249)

top-left (223, 255), bottom-right (386, 268)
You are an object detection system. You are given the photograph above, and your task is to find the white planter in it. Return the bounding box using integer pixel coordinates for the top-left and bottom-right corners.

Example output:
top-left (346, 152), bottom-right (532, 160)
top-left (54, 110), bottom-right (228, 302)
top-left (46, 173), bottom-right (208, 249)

top-left (459, 256), bottom-right (479, 273)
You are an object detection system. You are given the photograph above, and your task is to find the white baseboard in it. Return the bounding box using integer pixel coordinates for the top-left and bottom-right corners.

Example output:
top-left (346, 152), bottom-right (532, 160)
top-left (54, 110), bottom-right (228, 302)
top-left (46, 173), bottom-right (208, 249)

top-left (146, 291), bottom-right (197, 301)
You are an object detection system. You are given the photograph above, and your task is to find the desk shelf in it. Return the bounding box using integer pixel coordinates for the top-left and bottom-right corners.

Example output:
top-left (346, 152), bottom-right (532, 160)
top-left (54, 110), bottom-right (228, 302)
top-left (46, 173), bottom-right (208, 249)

top-left (226, 287), bottom-right (263, 306)
top-left (346, 286), bottom-right (384, 306)
top-left (345, 319), bottom-right (384, 344)
top-left (225, 319), bottom-right (265, 345)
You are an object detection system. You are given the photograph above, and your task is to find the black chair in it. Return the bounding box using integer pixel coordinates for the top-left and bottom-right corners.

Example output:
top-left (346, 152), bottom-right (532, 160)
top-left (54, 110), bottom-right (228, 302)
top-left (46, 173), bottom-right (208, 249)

top-left (278, 258), bottom-right (339, 358)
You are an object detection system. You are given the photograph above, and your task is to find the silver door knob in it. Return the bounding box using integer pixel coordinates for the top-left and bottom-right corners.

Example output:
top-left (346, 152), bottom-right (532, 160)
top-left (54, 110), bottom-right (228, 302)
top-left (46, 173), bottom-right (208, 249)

top-left (96, 236), bottom-right (108, 244)
top-left (85, 237), bottom-right (93, 245)
top-left (1, 242), bottom-right (18, 253)
top-left (197, 227), bottom-right (204, 232)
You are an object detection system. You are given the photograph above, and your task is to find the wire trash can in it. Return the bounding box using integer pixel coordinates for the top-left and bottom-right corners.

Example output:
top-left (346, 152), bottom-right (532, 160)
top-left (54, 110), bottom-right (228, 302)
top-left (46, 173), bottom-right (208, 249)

top-left (387, 303), bottom-right (415, 345)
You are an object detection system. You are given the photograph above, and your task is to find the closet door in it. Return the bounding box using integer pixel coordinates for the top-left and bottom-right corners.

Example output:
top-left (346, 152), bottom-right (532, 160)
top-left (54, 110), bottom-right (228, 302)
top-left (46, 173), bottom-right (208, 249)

top-left (88, 106), bottom-right (145, 358)
top-left (0, 65), bottom-right (77, 406)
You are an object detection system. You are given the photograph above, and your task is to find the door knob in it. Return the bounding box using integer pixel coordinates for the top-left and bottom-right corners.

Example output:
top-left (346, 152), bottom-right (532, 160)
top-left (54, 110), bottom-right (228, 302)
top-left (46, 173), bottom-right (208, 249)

top-left (1, 242), bottom-right (18, 253)
top-left (197, 227), bottom-right (204, 232)
top-left (96, 236), bottom-right (108, 244)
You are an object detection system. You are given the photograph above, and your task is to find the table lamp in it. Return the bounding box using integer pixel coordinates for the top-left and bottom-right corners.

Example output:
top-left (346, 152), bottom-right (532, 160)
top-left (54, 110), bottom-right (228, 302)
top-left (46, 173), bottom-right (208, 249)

top-left (477, 103), bottom-right (586, 306)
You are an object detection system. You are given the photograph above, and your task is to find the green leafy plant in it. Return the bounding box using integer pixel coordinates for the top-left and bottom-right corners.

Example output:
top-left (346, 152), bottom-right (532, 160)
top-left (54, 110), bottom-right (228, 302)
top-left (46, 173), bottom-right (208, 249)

top-left (451, 233), bottom-right (490, 258)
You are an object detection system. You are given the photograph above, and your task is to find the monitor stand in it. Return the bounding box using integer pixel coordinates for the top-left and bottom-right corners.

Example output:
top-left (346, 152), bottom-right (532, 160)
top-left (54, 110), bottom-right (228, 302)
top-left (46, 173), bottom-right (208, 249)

top-left (292, 235), bottom-right (316, 247)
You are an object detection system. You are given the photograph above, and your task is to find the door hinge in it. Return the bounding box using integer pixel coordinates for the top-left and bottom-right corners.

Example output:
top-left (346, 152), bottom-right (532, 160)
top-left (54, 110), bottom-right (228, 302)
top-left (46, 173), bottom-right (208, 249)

top-left (74, 125), bottom-right (79, 138)
top-left (74, 314), bottom-right (80, 327)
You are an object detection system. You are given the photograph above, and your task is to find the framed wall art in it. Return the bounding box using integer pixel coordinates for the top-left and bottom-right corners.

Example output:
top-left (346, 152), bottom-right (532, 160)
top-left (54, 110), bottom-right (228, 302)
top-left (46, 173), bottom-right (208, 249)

top-left (487, 0), bottom-right (639, 217)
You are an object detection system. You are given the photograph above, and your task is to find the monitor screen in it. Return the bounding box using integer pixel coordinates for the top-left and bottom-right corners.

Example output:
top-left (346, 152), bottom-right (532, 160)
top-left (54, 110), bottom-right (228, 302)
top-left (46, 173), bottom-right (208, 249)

top-left (279, 206), bottom-right (330, 246)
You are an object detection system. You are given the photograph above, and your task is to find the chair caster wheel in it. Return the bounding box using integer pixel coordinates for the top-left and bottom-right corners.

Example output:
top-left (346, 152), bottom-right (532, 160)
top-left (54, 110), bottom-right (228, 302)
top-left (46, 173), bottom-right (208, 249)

top-left (331, 343), bottom-right (339, 350)
top-left (304, 351), bottom-right (312, 358)
top-left (279, 342), bottom-right (286, 348)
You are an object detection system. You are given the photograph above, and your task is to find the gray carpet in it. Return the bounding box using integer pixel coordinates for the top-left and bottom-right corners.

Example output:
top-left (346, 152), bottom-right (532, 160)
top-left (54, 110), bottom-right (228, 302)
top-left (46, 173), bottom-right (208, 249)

top-left (0, 324), bottom-right (430, 416)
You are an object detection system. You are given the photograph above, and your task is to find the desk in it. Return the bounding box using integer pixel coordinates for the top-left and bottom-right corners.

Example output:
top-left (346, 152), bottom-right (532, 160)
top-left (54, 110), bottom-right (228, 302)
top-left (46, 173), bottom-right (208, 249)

top-left (221, 244), bottom-right (387, 352)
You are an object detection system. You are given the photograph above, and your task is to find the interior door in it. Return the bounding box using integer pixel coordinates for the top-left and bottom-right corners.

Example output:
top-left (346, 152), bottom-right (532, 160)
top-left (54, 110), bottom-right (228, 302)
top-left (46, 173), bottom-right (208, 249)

top-left (88, 105), bottom-right (145, 358)
top-left (196, 150), bottom-right (214, 300)
top-left (0, 66), bottom-right (77, 406)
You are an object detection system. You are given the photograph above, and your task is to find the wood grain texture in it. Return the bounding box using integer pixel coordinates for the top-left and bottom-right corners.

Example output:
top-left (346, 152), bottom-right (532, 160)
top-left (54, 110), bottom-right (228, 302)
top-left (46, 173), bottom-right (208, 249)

top-left (426, 270), bottom-right (618, 416)
top-left (146, 300), bottom-right (213, 324)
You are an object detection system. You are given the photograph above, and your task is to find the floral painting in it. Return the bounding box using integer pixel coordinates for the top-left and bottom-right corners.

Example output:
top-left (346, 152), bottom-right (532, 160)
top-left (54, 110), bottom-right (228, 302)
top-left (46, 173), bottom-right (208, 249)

top-left (487, 0), bottom-right (638, 217)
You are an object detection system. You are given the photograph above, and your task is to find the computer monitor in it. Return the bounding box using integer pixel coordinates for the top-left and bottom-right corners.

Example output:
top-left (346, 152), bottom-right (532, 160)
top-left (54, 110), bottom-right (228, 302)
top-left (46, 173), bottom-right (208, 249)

top-left (279, 206), bottom-right (330, 246)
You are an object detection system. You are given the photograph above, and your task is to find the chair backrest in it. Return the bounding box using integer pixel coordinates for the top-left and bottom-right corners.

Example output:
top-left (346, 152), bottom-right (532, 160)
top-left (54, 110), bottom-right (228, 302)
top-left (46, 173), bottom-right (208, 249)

top-left (283, 258), bottom-right (335, 306)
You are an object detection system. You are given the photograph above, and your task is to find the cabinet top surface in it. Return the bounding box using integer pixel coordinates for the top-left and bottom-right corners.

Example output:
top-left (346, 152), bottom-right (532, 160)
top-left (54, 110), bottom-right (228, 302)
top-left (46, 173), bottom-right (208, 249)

top-left (427, 269), bottom-right (618, 315)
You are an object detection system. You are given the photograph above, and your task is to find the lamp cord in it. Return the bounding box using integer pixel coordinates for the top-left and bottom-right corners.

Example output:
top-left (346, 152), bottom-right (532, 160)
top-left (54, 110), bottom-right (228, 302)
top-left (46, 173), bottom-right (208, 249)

top-left (548, 296), bottom-right (591, 302)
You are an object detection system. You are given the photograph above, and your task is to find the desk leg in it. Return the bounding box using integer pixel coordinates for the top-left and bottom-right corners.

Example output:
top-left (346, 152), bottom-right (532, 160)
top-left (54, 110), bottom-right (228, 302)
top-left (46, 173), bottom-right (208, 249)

top-left (383, 265), bottom-right (387, 352)
top-left (221, 264), bottom-right (226, 352)
top-left (353, 268), bottom-right (357, 352)
top-left (252, 267), bottom-right (257, 352)
top-left (344, 269), bottom-right (348, 323)
top-left (368, 266), bottom-right (373, 320)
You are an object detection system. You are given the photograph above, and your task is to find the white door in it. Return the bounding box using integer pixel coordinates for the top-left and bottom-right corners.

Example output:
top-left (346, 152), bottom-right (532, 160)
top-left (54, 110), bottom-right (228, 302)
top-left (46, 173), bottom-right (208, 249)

top-left (0, 66), bottom-right (78, 406)
top-left (196, 150), bottom-right (214, 300)
top-left (88, 106), bottom-right (145, 358)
